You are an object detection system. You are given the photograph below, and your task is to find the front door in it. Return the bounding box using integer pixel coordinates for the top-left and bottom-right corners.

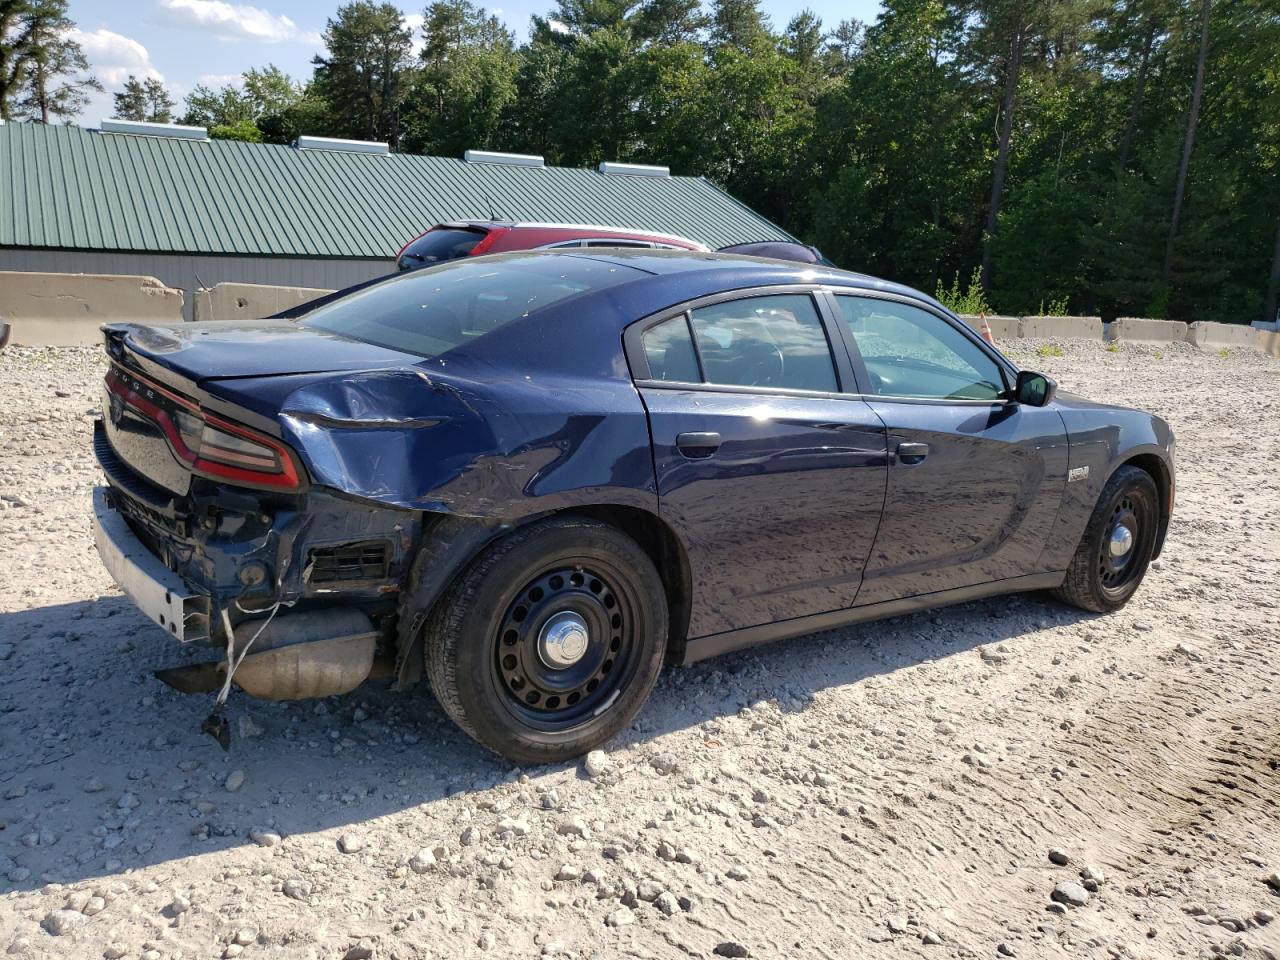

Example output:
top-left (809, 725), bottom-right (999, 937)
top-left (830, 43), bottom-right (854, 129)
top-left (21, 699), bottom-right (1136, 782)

top-left (828, 293), bottom-right (1069, 604)
top-left (629, 291), bottom-right (889, 638)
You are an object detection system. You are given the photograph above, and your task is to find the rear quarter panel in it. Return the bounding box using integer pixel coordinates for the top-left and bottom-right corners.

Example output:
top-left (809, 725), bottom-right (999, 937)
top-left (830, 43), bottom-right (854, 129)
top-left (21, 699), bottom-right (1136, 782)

top-left (261, 290), bottom-right (661, 520)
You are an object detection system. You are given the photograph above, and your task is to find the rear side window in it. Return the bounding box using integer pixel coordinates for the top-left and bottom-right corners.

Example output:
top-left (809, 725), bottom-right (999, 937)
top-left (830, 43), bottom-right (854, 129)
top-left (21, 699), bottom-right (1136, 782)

top-left (397, 227), bottom-right (485, 270)
top-left (641, 316), bottom-right (700, 383)
top-left (300, 255), bottom-right (642, 358)
top-left (690, 294), bottom-right (837, 392)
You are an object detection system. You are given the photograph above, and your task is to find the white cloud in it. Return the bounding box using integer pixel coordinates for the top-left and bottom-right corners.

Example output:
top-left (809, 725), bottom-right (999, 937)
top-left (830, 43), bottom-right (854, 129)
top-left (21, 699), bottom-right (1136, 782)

top-left (69, 27), bottom-right (164, 86)
top-left (155, 0), bottom-right (322, 45)
top-left (197, 72), bottom-right (242, 88)
top-left (402, 12), bottom-right (425, 56)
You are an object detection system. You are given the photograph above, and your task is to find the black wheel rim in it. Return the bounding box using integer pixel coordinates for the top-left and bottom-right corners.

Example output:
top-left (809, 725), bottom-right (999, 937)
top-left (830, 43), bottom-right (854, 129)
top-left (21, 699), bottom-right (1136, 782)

top-left (493, 563), bottom-right (638, 732)
top-left (1097, 493), bottom-right (1150, 594)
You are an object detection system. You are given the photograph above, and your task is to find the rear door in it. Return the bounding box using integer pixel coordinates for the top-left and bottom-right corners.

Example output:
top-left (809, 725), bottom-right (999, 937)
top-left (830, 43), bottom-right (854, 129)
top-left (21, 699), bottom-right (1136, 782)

top-left (827, 293), bottom-right (1069, 604)
top-left (627, 289), bottom-right (889, 638)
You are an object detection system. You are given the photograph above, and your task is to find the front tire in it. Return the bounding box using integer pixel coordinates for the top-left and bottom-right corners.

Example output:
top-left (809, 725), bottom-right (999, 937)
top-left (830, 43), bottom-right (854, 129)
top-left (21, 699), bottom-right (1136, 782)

top-left (1052, 465), bottom-right (1159, 613)
top-left (422, 517), bottom-right (667, 765)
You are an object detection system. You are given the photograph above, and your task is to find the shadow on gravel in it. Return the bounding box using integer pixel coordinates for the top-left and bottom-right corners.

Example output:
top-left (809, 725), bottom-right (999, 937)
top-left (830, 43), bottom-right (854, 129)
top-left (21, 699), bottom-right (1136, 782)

top-left (0, 589), bottom-right (1092, 892)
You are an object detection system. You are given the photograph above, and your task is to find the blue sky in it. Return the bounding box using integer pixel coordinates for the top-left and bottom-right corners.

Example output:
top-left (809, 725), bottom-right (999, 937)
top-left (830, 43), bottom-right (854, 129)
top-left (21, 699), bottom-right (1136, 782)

top-left (66, 0), bottom-right (883, 128)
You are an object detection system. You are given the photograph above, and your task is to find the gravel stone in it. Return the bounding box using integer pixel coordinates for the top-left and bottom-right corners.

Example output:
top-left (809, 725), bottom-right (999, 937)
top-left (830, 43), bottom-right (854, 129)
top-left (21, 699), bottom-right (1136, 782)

top-left (41, 910), bottom-right (87, 935)
top-left (605, 906), bottom-right (635, 927)
top-left (249, 827), bottom-right (281, 847)
top-left (1050, 881), bottom-right (1090, 907)
top-left (584, 750), bottom-right (613, 779)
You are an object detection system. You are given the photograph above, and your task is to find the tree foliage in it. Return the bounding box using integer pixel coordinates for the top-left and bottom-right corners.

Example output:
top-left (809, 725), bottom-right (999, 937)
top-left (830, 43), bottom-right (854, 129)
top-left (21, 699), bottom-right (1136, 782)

top-left (0, 0), bottom-right (98, 122)
top-left (3, 0), bottom-right (1277, 323)
top-left (112, 75), bottom-right (175, 123)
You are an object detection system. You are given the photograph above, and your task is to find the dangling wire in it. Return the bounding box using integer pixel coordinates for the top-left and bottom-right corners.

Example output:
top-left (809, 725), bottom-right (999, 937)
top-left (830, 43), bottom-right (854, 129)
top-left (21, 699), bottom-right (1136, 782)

top-left (214, 599), bottom-right (292, 708)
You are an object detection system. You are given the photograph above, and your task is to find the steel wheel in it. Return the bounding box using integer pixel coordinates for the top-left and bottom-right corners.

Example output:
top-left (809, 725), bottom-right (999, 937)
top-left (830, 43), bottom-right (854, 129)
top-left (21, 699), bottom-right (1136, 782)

top-left (1098, 495), bottom-right (1144, 593)
top-left (421, 517), bottom-right (667, 764)
top-left (1053, 464), bottom-right (1160, 613)
top-left (494, 564), bottom-right (639, 731)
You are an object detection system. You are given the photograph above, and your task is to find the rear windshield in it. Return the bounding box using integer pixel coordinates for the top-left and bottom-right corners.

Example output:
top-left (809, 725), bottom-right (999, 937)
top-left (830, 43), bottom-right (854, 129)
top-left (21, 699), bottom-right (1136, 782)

top-left (299, 254), bottom-right (642, 358)
top-left (397, 226), bottom-right (485, 269)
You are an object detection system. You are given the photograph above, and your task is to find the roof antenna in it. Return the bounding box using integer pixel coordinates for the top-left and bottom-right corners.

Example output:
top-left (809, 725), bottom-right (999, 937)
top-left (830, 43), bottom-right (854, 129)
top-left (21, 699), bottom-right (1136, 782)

top-left (487, 193), bottom-right (501, 221)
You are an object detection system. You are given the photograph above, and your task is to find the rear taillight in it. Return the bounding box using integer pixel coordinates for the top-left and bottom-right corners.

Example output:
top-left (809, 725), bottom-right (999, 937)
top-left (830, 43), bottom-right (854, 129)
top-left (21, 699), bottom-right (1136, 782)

top-left (468, 225), bottom-right (512, 257)
top-left (107, 366), bottom-right (303, 491)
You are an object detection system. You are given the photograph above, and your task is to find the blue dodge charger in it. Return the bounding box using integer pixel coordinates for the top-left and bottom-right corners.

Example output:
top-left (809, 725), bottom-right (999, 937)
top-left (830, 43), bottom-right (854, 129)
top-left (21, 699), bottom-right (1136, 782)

top-left (92, 251), bottom-right (1174, 762)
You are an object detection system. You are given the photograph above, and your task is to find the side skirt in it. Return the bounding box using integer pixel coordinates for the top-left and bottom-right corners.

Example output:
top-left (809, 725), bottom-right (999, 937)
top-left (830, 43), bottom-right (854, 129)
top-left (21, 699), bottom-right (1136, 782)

top-left (681, 571), bottom-right (1067, 665)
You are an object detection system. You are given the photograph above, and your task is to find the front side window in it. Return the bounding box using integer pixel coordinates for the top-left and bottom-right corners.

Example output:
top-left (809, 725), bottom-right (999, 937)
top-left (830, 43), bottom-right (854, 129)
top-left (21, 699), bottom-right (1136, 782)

top-left (689, 294), bottom-right (838, 392)
top-left (835, 296), bottom-right (1005, 401)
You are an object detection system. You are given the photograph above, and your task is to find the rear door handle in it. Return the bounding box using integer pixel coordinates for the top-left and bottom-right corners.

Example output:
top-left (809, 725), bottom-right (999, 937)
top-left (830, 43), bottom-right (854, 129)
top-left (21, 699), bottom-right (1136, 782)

top-left (896, 441), bottom-right (929, 465)
top-left (676, 432), bottom-right (721, 459)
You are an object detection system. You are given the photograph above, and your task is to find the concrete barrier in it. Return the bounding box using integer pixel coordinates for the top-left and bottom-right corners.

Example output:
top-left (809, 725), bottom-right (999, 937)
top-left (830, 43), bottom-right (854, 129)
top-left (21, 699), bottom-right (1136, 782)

top-left (1186, 321), bottom-right (1258, 350)
top-left (1107, 317), bottom-right (1189, 344)
top-left (1018, 315), bottom-right (1104, 340)
top-left (1256, 329), bottom-right (1280, 358)
top-left (0, 271), bottom-right (184, 346)
top-left (194, 282), bottom-right (334, 323)
top-left (959, 314), bottom-right (1020, 340)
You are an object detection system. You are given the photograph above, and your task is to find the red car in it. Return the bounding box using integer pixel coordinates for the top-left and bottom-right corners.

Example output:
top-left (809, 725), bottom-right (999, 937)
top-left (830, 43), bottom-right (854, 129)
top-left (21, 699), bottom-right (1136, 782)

top-left (395, 220), bottom-right (707, 271)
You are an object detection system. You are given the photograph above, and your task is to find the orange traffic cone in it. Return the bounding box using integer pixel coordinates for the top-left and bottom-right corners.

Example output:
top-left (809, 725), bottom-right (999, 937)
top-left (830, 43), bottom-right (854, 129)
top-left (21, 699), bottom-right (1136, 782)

top-left (979, 312), bottom-right (995, 344)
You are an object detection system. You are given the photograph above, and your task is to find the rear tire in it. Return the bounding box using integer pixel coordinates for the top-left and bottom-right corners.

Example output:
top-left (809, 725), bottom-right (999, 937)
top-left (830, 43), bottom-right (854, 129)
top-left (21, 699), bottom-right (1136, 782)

top-left (1052, 465), bottom-right (1159, 613)
top-left (422, 517), bottom-right (667, 765)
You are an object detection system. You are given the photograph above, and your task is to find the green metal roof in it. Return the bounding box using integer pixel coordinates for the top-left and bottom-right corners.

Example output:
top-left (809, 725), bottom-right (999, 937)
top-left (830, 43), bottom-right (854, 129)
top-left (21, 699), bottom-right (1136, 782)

top-left (0, 123), bottom-right (792, 259)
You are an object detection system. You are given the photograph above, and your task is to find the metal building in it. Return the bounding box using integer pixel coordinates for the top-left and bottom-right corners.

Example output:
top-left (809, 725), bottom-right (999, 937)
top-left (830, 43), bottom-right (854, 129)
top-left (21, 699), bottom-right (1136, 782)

top-left (0, 120), bottom-right (793, 320)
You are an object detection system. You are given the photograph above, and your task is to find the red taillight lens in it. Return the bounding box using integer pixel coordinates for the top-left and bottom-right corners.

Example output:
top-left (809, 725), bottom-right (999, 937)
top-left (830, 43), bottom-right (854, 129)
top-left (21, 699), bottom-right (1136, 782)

top-left (106, 366), bottom-right (303, 491)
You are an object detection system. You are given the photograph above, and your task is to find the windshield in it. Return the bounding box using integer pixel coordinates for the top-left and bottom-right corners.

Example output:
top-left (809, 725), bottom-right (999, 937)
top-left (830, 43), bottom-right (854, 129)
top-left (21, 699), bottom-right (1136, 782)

top-left (299, 253), bottom-right (643, 358)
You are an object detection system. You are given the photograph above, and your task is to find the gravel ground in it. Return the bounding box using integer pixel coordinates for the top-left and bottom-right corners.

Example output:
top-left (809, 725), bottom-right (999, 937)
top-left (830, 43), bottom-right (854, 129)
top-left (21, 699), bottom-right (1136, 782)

top-left (1, 338), bottom-right (1278, 960)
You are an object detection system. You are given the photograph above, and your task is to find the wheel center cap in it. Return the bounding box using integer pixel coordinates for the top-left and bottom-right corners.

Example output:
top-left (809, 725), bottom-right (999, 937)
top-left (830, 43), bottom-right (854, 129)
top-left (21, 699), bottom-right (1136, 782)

top-left (538, 611), bottom-right (590, 669)
top-left (1109, 524), bottom-right (1134, 558)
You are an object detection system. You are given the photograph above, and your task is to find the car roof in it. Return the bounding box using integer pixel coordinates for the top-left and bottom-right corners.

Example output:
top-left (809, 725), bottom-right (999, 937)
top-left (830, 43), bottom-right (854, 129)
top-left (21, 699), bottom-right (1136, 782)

top-left (544, 248), bottom-right (941, 314)
top-left (436, 220), bottom-right (703, 246)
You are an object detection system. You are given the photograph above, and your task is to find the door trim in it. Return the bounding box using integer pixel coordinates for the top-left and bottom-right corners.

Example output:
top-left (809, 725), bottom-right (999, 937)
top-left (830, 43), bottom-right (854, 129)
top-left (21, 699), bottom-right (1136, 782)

top-left (681, 571), bottom-right (1065, 664)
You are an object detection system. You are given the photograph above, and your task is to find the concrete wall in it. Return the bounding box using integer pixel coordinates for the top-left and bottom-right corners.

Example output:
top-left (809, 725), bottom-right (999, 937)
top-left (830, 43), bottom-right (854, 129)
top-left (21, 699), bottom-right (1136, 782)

top-left (2, 266), bottom-right (1277, 360)
top-left (1255, 329), bottom-right (1280, 358)
top-left (1107, 317), bottom-right (1189, 344)
top-left (1186, 321), bottom-right (1260, 349)
top-left (194, 282), bottom-right (335, 323)
top-left (0, 249), bottom-right (389, 321)
top-left (1018, 315), bottom-right (1104, 340)
top-left (0, 271), bottom-right (184, 346)
top-left (958, 314), bottom-right (1020, 340)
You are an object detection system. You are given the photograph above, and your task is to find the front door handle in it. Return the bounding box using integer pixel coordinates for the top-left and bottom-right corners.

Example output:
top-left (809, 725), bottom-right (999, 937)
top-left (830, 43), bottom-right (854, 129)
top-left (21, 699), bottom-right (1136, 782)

top-left (676, 432), bottom-right (721, 459)
top-left (896, 441), bottom-right (929, 465)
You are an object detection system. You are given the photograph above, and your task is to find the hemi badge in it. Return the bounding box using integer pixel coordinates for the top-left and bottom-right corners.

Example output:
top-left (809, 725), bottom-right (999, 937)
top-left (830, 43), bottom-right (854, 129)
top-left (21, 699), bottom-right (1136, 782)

top-left (1067, 466), bottom-right (1090, 483)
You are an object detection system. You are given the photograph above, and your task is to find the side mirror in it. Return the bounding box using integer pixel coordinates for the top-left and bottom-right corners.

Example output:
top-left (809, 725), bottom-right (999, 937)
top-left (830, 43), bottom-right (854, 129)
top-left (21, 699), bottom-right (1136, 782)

top-left (1015, 370), bottom-right (1057, 407)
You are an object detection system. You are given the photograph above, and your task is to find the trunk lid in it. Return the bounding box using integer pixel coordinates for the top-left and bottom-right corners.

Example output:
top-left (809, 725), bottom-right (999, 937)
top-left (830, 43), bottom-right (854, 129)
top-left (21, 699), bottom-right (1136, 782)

top-left (105, 320), bottom-right (417, 383)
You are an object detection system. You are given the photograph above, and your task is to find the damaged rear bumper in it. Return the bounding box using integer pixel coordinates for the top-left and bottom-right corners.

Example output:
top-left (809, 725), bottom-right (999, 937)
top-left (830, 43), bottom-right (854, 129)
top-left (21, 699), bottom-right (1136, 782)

top-left (92, 486), bottom-right (212, 642)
